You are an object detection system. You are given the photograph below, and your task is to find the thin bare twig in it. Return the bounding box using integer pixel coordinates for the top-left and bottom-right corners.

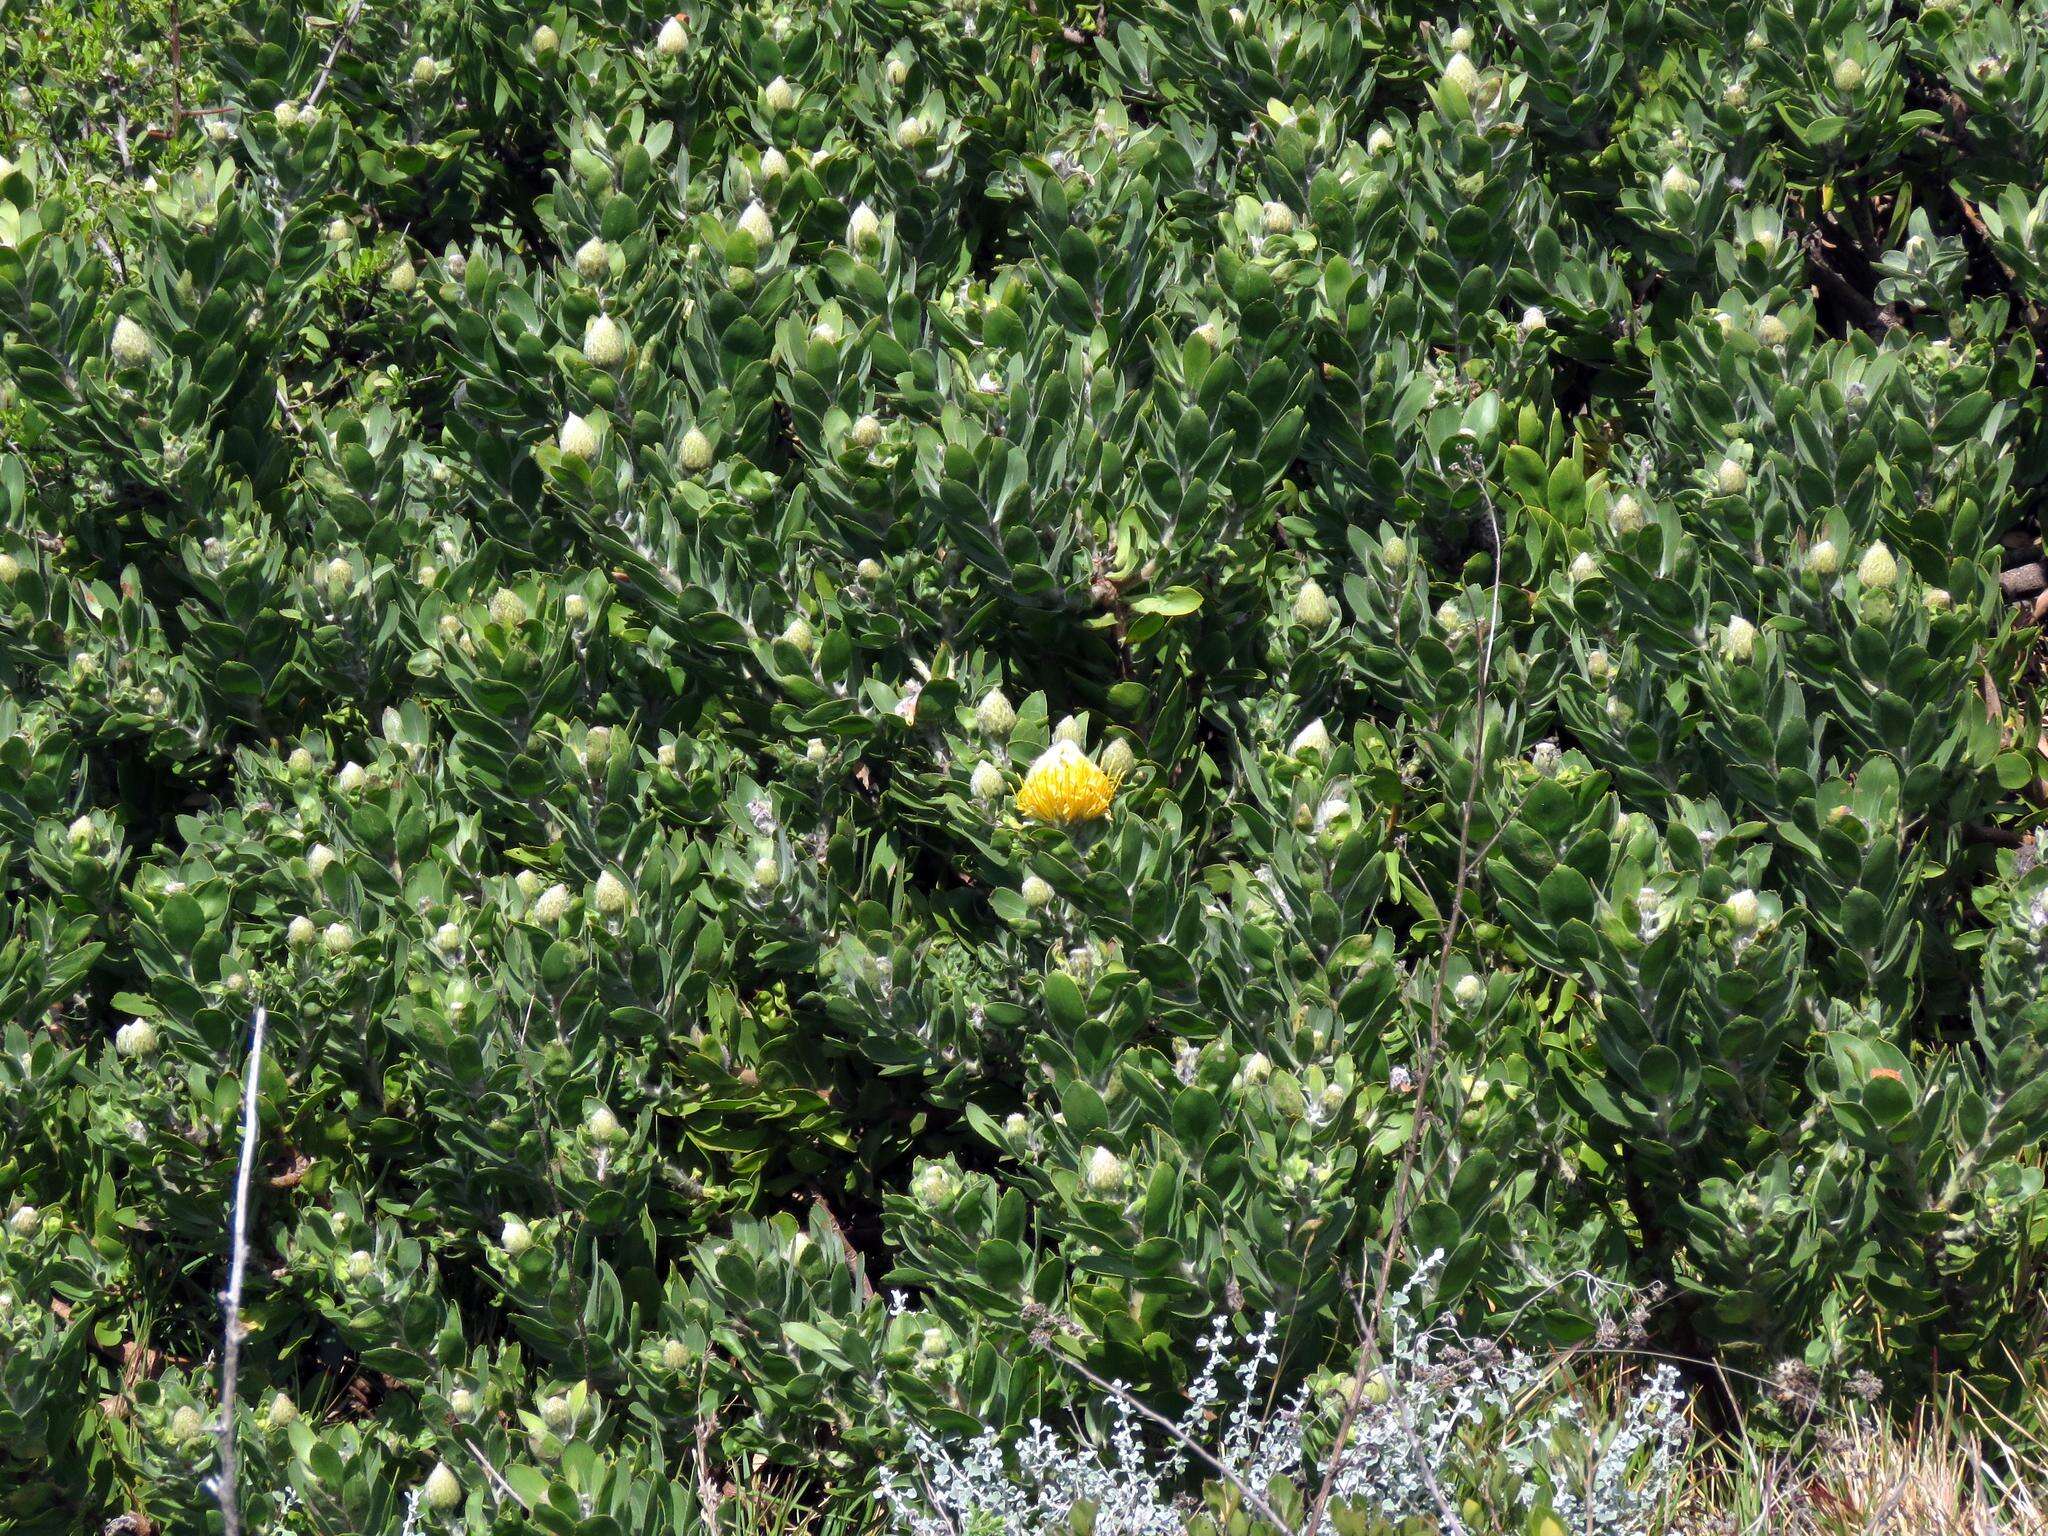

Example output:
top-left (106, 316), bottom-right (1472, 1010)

top-left (306, 0), bottom-right (370, 109)
top-left (1303, 479), bottom-right (1506, 1536)
top-left (214, 1004), bottom-right (268, 1536)
top-left (459, 1435), bottom-right (530, 1512)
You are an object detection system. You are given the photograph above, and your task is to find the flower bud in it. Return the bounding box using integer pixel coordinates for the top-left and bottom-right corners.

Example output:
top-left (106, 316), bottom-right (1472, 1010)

top-left (1757, 314), bottom-right (1789, 347)
top-left (1261, 201), bottom-right (1297, 235)
top-left (1099, 738), bottom-right (1136, 780)
top-left (886, 55), bottom-right (911, 86)
top-left (410, 55), bottom-right (439, 85)
top-left (1021, 874), bottom-right (1054, 909)
top-left (1436, 600), bottom-right (1467, 637)
top-left (574, 237), bottom-right (611, 281)
top-left (911, 1163), bottom-right (958, 1205)
top-left (762, 75), bottom-right (796, 112)
top-left (1660, 164), bottom-right (1698, 199)
top-left (582, 725), bottom-right (612, 768)
top-left (975, 688), bottom-right (1016, 735)
top-left (1723, 615), bottom-right (1757, 662)
top-left (1714, 457), bottom-right (1747, 496)
top-left (0, 553), bottom-right (17, 584)
top-left (586, 1103), bottom-right (621, 1141)
top-left (805, 738), bottom-right (827, 763)
top-left (488, 586), bottom-right (528, 628)
top-left (1050, 714), bottom-right (1085, 750)
top-left (751, 855), bottom-right (781, 890)
top-left (1531, 740), bottom-right (1562, 777)
top-left (760, 147), bottom-right (788, 181)
top-left (1857, 541), bottom-right (1897, 589)
top-left (500, 1216), bottom-right (533, 1254)
top-left (1367, 125), bottom-right (1394, 154)
top-left (1289, 718), bottom-right (1331, 757)
top-left (449, 1387), bottom-right (477, 1416)
top-left (68, 813), bottom-right (98, 847)
top-left (680, 427), bottom-right (714, 470)
top-left (582, 313), bottom-right (626, 368)
top-left (346, 1249), bottom-right (373, 1279)
top-left (1569, 552), bottom-right (1598, 583)
top-left (532, 24), bottom-right (558, 53)
top-left (1721, 80), bottom-right (1748, 109)
top-left (971, 761), bottom-right (1005, 800)
top-left (1805, 539), bottom-right (1839, 576)
top-left (288, 916), bottom-right (318, 949)
top-left (1922, 586), bottom-right (1953, 613)
top-left (1586, 649), bottom-right (1611, 684)
top-left (432, 922), bottom-right (462, 954)
top-left (1831, 57), bottom-right (1864, 92)
top-left (1292, 578), bottom-right (1333, 627)
top-left (385, 259), bottom-right (417, 295)
top-left (170, 1404), bottom-right (204, 1442)
top-left (1443, 52), bottom-right (1479, 95)
top-left (848, 201), bottom-right (882, 251)
top-left (655, 14), bottom-right (686, 55)
top-left (1082, 1146), bottom-right (1127, 1193)
top-left (1724, 888), bottom-right (1760, 928)
top-left (274, 101), bottom-right (299, 129)
top-left (779, 616), bottom-right (815, 654)
top-left (847, 413), bottom-right (883, 449)
top-left (1454, 973), bottom-right (1483, 1008)
top-left (559, 413), bottom-right (599, 459)
top-left (265, 1392), bottom-right (298, 1429)
top-left (422, 1462), bottom-right (462, 1511)
top-left (594, 870), bottom-right (630, 915)
top-left (115, 1019), bottom-right (160, 1057)
top-left (661, 1337), bottom-right (691, 1369)
top-left (1609, 493), bottom-right (1644, 534)
top-left (110, 316), bottom-right (153, 368)
top-left (533, 883), bottom-right (572, 925)
top-left (322, 921), bottom-right (354, 956)
top-left (895, 118), bottom-right (926, 149)
top-left (1519, 305), bottom-right (1547, 334)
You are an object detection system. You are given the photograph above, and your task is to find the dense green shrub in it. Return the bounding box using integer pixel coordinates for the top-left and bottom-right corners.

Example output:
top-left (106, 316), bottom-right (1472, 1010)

top-left (3, 0), bottom-right (2048, 1528)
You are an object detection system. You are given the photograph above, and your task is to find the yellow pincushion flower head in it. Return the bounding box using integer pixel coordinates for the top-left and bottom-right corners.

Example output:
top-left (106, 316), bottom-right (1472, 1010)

top-left (1015, 740), bottom-right (1118, 826)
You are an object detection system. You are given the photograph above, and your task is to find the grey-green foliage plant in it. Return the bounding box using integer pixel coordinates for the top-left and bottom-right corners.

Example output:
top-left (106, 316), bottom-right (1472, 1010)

top-left (1, 0), bottom-right (2047, 1528)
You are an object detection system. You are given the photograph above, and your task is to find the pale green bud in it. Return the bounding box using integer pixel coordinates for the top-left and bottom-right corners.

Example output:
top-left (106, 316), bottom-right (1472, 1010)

top-left (593, 871), bottom-right (630, 915)
top-left (559, 413), bottom-right (599, 459)
top-left (1083, 1146), bottom-right (1127, 1193)
top-left (574, 237), bottom-right (611, 281)
top-left (422, 1462), bottom-right (462, 1511)
top-left (489, 586), bottom-right (528, 628)
top-left (110, 316), bottom-right (153, 368)
top-left (1857, 541), bottom-right (1897, 589)
top-left (1292, 578), bottom-right (1333, 627)
top-left (975, 688), bottom-right (1016, 735)
top-left (582, 313), bottom-right (626, 368)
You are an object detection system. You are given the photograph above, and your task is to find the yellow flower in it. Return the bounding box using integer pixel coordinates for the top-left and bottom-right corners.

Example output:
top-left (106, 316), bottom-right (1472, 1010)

top-left (1015, 740), bottom-right (1118, 826)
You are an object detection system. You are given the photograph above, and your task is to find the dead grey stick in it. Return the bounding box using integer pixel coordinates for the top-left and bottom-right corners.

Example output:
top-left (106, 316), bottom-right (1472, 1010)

top-left (215, 1004), bottom-right (268, 1536)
